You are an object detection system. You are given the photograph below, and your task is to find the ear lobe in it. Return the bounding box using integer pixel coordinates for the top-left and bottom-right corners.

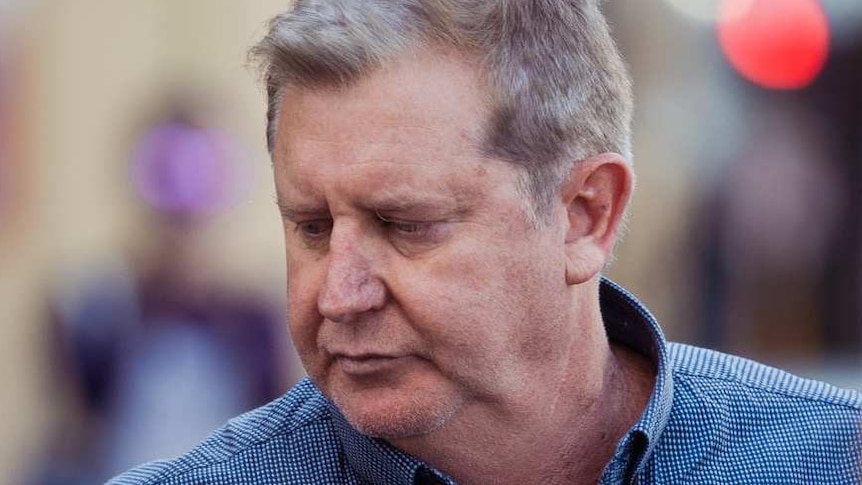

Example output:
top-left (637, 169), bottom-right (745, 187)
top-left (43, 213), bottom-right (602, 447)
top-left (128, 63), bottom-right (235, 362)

top-left (562, 153), bottom-right (633, 285)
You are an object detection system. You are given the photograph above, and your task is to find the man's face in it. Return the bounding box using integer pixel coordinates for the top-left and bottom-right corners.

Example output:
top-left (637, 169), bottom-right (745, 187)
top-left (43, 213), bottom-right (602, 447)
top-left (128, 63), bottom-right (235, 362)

top-left (273, 50), bottom-right (576, 440)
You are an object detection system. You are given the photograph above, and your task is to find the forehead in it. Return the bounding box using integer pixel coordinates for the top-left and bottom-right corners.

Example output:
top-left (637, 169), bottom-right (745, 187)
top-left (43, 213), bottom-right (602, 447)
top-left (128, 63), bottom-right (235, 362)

top-left (272, 49), bottom-right (508, 201)
top-left (274, 49), bottom-right (488, 157)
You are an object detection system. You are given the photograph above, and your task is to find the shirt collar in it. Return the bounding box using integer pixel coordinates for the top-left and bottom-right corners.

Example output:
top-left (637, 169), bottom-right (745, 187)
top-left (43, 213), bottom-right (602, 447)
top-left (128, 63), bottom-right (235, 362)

top-left (329, 278), bottom-right (673, 485)
top-left (598, 277), bottom-right (674, 483)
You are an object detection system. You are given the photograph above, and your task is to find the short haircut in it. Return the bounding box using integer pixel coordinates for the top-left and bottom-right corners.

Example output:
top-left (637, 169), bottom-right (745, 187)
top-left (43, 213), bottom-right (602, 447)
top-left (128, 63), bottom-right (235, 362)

top-left (250, 0), bottom-right (633, 219)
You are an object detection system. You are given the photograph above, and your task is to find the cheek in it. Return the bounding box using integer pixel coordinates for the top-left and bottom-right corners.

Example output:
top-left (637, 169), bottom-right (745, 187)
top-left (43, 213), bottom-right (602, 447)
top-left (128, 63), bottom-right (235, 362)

top-left (286, 253), bottom-right (325, 362)
top-left (407, 239), bottom-right (565, 366)
top-left (505, 250), bottom-right (569, 363)
top-left (390, 244), bottom-right (517, 365)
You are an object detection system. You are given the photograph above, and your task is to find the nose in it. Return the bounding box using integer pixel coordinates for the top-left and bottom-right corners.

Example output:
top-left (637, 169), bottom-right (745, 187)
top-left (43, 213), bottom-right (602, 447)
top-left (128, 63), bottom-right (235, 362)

top-left (317, 226), bottom-right (387, 323)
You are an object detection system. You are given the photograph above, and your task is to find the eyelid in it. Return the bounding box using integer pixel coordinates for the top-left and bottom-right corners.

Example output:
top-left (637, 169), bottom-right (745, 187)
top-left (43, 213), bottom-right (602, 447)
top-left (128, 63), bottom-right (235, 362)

top-left (375, 211), bottom-right (433, 229)
top-left (292, 218), bottom-right (333, 248)
top-left (375, 211), bottom-right (450, 244)
top-left (294, 218), bottom-right (333, 229)
top-left (374, 209), bottom-right (448, 224)
top-left (375, 211), bottom-right (408, 224)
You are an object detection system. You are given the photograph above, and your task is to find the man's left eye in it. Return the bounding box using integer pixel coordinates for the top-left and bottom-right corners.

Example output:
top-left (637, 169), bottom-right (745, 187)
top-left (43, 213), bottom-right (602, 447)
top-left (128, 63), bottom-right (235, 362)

top-left (376, 213), bottom-right (435, 239)
top-left (390, 221), bottom-right (423, 234)
top-left (380, 218), bottom-right (428, 236)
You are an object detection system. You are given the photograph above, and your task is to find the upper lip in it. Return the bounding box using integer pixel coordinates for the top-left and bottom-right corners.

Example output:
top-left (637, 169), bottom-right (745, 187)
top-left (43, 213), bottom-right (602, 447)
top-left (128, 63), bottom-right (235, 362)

top-left (330, 351), bottom-right (401, 360)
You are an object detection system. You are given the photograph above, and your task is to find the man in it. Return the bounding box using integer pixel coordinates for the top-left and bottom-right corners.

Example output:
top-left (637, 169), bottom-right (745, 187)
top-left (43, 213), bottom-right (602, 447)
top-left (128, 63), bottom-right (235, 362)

top-left (111, 1), bottom-right (862, 484)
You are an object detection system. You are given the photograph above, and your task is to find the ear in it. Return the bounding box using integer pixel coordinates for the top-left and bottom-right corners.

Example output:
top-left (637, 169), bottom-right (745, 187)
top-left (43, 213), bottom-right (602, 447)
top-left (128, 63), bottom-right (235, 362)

top-left (561, 153), bottom-right (633, 285)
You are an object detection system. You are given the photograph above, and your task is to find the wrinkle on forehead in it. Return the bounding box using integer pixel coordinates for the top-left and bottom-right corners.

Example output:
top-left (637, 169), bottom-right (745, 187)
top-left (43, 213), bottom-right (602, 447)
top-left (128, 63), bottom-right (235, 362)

top-left (275, 123), bottom-right (490, 209)
top-left (272, 47), bottom-right (490, 160)
top-left (276, 155), bottom-right (486, 218)
top-left (274, 116), bottom-right (487, 174)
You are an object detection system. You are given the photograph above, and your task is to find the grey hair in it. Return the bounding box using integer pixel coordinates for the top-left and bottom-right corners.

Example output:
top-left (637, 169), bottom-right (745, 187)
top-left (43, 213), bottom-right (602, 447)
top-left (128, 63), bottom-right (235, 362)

top-left (250, 0), bottom-right (633, 219)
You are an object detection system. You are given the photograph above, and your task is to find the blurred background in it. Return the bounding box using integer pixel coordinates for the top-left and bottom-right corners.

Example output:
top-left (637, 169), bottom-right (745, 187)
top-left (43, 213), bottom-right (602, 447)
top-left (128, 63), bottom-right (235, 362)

top-left (0, 0), bottom-right (859, 482)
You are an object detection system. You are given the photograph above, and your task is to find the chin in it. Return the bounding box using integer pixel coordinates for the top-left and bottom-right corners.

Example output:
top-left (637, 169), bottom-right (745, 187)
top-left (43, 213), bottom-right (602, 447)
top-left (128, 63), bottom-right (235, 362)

top-left (332, 385), bottom-right (461, 440)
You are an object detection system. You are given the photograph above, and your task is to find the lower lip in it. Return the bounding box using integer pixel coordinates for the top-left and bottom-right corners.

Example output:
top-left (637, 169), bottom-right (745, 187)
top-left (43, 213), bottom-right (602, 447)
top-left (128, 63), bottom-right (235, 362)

top-left (336, 356), bottom-right (403, 375)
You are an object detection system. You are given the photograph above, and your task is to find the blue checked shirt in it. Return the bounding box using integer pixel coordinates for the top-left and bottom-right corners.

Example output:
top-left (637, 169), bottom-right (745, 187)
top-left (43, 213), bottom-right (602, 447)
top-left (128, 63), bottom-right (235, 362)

top-left (109, 280), bottom-right (862, 484)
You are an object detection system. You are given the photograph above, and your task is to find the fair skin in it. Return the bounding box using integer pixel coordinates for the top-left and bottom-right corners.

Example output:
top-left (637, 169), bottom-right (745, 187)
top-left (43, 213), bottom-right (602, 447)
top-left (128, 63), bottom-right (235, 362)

top-left (273, 48), bottom-right (654, 484)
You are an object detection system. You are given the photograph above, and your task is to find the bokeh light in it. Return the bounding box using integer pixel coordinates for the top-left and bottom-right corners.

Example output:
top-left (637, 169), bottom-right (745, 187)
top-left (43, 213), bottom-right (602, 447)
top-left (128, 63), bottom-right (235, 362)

top-left (131, 122), bottom-right (248, 217)
top-left (718, 0), bottom-right (830, 90)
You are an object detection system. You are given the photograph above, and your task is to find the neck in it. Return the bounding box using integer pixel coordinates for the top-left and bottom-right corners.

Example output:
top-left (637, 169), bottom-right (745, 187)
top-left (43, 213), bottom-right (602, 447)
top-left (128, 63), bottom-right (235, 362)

top-left (390, 305), bottom-right (655, 484)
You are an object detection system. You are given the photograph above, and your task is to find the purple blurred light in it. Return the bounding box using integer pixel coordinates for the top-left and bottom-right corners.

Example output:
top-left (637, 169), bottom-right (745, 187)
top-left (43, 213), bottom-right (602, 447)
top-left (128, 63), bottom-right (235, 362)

top-left (131, 122), bottom-right (246, 217)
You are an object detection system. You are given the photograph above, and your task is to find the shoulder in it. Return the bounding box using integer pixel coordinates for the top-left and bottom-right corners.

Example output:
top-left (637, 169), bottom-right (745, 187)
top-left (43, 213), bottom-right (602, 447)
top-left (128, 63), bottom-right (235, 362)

top-left (667, 342), bottom-right (862, 410)
top-left (107, 378), bottom-right (349, 485)
top-left (652, 343), bottom-right (861, 483)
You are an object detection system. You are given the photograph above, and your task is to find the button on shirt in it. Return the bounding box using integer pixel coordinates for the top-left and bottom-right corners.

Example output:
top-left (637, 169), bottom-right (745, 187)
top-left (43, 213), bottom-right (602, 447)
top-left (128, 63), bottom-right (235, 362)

top-left (109, 279), bottom-right (862, 484)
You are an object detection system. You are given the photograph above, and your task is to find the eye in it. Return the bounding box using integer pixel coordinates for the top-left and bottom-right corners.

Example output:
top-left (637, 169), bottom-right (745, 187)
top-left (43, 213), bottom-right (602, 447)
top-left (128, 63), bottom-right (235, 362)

top-left (389, 221), bottom-right (423, 234)
top-left (294, 219), bottom-right (333, 244)
top-left (376, 212), bottom-right (437, 239)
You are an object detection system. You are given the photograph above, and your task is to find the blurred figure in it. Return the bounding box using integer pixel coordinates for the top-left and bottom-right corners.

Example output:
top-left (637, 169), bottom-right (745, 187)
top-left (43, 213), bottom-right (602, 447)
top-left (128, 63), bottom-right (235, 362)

top-left (697, 104), bottom-right (843, 358)
top-left (29, 105), bottom-right (286, 484)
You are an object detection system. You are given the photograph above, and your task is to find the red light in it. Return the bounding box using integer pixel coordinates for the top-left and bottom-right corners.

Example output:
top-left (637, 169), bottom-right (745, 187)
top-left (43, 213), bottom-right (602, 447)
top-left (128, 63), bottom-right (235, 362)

top-left (718, 0), bottom-right (830, 90)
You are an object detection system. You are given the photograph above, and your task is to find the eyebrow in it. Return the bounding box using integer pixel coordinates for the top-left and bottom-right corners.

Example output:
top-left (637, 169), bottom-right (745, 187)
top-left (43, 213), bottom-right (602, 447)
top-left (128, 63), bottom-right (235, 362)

top-left (275, 192), bottom-right (471, 221)
top-left (369, 197), bottom-right (463, 215)
top-left (368, 179), bottom-right (480, 215)
top-left (274, 197), bottom-right (326, 220)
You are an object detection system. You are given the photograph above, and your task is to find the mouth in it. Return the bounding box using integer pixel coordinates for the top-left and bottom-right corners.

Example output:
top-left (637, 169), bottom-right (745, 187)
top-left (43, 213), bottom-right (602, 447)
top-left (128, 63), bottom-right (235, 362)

top-left (334, 354), bottom-right (404, 375)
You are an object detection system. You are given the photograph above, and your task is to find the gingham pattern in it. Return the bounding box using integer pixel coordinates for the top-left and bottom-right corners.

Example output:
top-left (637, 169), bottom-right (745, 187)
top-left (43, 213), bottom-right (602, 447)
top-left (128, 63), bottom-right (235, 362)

top-left (109, 280), bottom-right (862, 484)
